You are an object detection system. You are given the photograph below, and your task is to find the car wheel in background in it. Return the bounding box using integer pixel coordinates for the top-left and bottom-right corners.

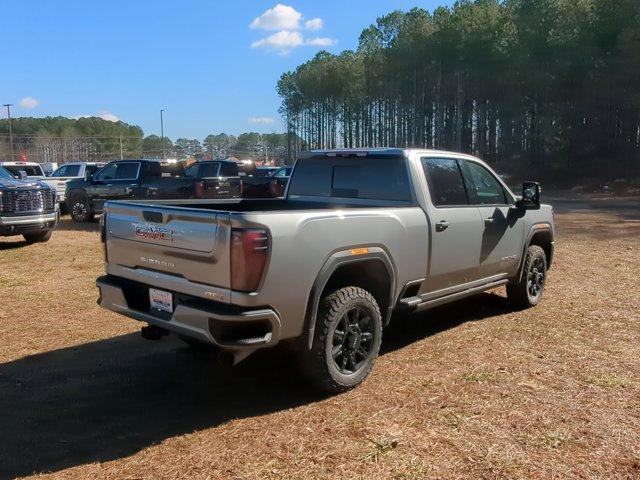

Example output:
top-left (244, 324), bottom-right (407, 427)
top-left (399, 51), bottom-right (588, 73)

top-left (69, 196), bottom-right (94, 223)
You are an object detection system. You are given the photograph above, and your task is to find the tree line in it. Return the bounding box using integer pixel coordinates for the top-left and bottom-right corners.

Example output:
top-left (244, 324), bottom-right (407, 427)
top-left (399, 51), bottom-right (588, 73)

top-left (0, 116), bottom-right (291, 164)
top-left (277, 0), bottom-right (640, 181)
top-left (142, 132), bottom-right (291, 161)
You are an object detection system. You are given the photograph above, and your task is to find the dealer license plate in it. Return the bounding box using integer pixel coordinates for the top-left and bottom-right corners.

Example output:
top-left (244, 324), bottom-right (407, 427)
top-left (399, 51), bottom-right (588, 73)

top-left (149, 288), bottom-right (173, 313)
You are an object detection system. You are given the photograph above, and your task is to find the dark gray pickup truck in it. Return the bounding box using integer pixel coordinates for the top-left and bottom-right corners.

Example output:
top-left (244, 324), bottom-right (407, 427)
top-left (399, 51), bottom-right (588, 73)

top-left (96, 148), bottom-right (554, 392)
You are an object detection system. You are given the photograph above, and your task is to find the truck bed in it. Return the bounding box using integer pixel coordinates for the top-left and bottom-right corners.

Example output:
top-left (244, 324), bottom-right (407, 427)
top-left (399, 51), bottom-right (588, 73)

top-left (112, 197), bottom-right (412, 213)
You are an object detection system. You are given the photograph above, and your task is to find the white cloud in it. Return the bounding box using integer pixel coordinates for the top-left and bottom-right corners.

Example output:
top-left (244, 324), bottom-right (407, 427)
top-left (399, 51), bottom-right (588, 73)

top-left (20, 96), bottom-right (39, 109)
top-left (249, 116), bottom-right (275, 124)
top-left (250, 5), bottom-right (335, 54)
top-left (250, 4), bottom-right (302, 31)
top-left (305, 37), bottom-right (337, 47)
top-left (77, 111), bottom-right (120, 122)
top-left (251, 30), bottom-right (304, 54)
top-left (304, 18), bottom-right (323, 30)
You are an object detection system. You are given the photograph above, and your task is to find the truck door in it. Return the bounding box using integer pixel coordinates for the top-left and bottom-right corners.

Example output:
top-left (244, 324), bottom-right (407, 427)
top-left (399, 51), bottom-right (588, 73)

top-left (419, 157), bottom-right (484, 295)
top-left (460, 159), bottom-right (524, 279)
top-left (89, 161), bottom-right (141, 211)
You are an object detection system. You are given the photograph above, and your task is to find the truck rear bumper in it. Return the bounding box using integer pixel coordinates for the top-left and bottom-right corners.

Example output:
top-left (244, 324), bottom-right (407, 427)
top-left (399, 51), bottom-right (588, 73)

top-left (96, 274), bottom-right (282, 350)
top-left (0, 210), bottom-right (59, 236)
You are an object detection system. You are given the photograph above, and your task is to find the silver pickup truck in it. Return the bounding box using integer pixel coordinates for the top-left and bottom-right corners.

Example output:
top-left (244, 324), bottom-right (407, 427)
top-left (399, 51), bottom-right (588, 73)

top-left (97, 148), bottom-right (554, 392)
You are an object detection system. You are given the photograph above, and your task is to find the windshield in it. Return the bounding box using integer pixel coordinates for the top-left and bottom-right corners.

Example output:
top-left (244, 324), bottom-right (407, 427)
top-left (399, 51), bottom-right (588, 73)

top-left (3, 165), bottom-right (45, 177)
top-left (0, 166), bottom-right (14, 179)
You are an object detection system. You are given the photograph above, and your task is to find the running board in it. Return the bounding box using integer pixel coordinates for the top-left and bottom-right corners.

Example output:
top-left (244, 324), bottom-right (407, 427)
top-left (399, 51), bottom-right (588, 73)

top-left (399, 279), bottom-right (509, 312)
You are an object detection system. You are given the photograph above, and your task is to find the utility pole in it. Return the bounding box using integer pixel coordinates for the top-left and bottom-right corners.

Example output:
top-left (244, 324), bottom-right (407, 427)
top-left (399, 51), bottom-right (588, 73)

top-left (160, 109), bottom-right (165, 159)
top-left (119, 135), bottom-right (124, 160)
top-left (3, 104), bottom-right (14, 161)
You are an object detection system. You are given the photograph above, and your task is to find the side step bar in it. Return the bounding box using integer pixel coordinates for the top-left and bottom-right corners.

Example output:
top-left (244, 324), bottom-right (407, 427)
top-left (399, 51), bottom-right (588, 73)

top-left (399, 279), bottom-right (509, 312)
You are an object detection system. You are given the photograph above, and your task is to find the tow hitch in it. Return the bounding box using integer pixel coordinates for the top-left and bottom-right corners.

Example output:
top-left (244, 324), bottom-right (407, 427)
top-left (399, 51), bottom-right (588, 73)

top-left (141, 324), bottom-right (170, 340)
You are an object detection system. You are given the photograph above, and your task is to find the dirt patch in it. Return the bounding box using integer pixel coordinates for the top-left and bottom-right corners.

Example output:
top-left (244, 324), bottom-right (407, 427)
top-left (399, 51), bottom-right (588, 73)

top-left (1, 208), bottom-right (639, 479)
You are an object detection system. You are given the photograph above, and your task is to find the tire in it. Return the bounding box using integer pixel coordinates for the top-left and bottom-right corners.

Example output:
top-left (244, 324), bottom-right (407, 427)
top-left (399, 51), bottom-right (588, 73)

top-left (303, 286), bottom-right (382, 393)
top-left (69, 194), bottom-right (94, 223)
top-left (23, 230), bottom-right (53, 244)
top-left (507, 245), bottom-right (547, 309)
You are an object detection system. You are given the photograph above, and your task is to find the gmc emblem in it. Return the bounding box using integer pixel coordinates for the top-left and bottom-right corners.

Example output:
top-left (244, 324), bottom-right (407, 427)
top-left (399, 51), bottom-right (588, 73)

top-left (134, 224), bottom-right (174, 242)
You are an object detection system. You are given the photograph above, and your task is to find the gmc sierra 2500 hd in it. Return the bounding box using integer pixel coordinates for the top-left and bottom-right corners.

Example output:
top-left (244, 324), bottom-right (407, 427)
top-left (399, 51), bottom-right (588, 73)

top-left (96, 148), bottom-right (554, 392)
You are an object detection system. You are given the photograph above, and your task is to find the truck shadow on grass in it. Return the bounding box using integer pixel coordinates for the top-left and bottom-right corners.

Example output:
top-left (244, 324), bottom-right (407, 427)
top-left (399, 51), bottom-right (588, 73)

top-left (54, 216), bottom-right (100, 232)
top-left (0, 293), bottom-right (509, 478)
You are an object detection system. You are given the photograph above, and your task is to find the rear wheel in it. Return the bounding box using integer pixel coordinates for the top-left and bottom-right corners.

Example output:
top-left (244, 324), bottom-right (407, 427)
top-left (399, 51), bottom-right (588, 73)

top-left (507, 245), bottom-right (547, 309)
top-left (69, 195), bottom-right (94, 223)
top-left (302, 286), bottom-right (382, 393)
top-left (23, 230), bottom-right (52, 244)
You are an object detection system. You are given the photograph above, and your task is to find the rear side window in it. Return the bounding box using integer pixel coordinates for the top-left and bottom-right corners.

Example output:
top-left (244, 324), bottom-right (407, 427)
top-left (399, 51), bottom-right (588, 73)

top-left (65, 165), bottom-right (81, 177)
top-left (422, 158), bottom-right (468, 207)
top-left (220, 163), bottom-right (238, 176)
top-left (464, 161), bottom-right (507, 205)
top-left (96, 162), bottom-right (140, 181)
top-left (288, 155), bottom-right (412, 202)
top-left (115, 162), bottom-right (140, 179)
top-left (51, 166), bottom-right (68, 177)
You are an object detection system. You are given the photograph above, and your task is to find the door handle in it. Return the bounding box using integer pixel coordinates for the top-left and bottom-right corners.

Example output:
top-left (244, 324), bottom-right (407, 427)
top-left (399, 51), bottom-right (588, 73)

top-left (435, 220), bottom-right (449, 232)
top-left (484, 217), bottom-right (496, 225)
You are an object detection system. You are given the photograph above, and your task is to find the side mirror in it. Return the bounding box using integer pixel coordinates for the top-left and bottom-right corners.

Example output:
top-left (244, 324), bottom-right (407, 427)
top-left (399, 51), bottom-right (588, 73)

top-left (18, 171), bottom-right (28, 180)
top-left (518, 181), bottom-right (541, 209)
top-left (85, 170), bottom-right (94, 182)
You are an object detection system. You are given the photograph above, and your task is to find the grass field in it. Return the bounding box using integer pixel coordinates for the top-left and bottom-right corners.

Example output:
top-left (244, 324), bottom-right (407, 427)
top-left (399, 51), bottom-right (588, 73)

top-left (0, 198), bottom-right (638, 479)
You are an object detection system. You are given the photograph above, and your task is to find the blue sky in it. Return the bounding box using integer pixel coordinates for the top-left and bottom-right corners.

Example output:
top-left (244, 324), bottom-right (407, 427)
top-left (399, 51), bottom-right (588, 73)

top-left (1, 0), bottom-right (451, 140)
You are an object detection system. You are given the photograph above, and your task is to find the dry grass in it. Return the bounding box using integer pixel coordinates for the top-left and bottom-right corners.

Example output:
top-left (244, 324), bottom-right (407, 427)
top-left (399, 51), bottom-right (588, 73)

top-left (1, 200), bottom-right (639, 480)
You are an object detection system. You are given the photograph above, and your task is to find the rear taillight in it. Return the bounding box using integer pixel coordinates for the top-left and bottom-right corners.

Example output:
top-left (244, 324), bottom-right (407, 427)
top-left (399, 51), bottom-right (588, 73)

top-left (230, 228), bottom-right (269, 292)
top-left (239, 180), bottom-right (244, 197)
top-left (100, 213), bottom-right (108, 262)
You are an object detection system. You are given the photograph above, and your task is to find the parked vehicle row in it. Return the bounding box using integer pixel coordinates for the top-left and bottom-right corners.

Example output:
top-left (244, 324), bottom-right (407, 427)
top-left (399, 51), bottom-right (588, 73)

top-left (96, 148), bottom-right (555, 392)
top-left (65, 159), bottom-right (243, 222)
top-left (0, 166), bottom-right (58, 243)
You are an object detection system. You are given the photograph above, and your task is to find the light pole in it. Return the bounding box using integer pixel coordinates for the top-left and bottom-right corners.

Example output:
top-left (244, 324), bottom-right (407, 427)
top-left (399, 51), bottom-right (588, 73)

top-left (160, 109), bottom-right (165, 159)
top-left (3, 104), bottom-right (14, 161)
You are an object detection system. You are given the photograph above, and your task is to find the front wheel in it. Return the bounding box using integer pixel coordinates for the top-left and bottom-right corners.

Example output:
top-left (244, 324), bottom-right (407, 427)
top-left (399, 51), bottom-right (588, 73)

top-left (69, 195), bottom-right (94, 223)
top-left (23, 230), bottom-right (53, 244)
top-left (507, 245), bottom-right (548, 309)
top-left (302, 286), bottom-right (382, 393)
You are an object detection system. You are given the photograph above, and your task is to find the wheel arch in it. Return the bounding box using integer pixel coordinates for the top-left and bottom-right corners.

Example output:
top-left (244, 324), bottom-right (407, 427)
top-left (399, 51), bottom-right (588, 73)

top-left (517, 224), bottom-right (554, 281)
top-left (304, 248), bottom-right (396, 350)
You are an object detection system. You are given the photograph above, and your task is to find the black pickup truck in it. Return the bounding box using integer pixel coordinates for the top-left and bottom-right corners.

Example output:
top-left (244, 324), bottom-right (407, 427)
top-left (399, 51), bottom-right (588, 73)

top-left (241, 166), bottom-right (292, 198)
top-left (66, 159), bottom-right (241, 222)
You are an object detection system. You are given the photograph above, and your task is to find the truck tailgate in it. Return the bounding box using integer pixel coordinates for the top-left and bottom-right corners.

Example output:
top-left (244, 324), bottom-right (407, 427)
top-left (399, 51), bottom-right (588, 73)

top-left (104, 202), bottom-right (232, 299)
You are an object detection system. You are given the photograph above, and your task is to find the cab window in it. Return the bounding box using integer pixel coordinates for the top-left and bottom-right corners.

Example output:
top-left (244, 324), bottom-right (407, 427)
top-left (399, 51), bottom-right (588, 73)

top-left (422, 158), bottom-right (468, 207)
top-left (65, 164), bottom-right (81, 177)
top-left (463, 161), bottom-right (507, 205)
top-left (51, 166), bottom-right (68, 177)
top-left (95, 162), bottom-right (140, 181)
